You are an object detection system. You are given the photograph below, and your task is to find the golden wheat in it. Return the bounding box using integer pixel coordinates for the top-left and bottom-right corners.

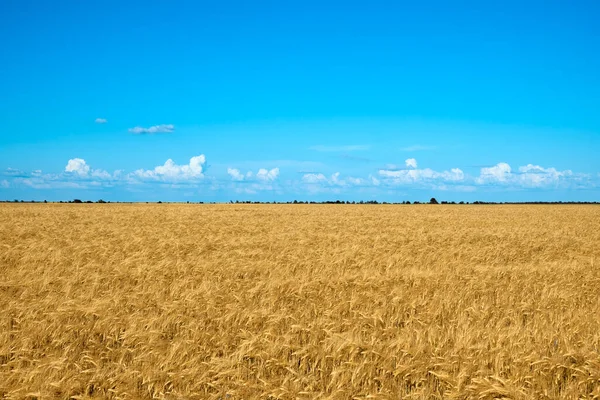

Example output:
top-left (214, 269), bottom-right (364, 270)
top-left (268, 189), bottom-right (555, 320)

top-left (1, 204), bottom-right (600, 399)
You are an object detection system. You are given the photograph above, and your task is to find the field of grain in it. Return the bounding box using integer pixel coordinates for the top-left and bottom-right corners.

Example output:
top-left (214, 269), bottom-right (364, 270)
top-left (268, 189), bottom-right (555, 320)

top-left (1, 204), bottom-right (600, 399)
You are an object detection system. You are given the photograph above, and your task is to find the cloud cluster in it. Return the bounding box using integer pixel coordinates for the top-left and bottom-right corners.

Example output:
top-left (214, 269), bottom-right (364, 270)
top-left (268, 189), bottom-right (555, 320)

top-left (10, 156), bottom-right (208, 190)
top-left (405, 158), bottom-right (417, 169)
top-left (133, 155), bottom-right (206, 181)
top-left (65, 158), bottom-right (90, 176)
top-left (301, 172), bottom-right (374, 188)
top-left (478, 162), bottom-right (512, 182)
top-left (128, 124), bottom-right (175, 134)
top-left (301, 173), bottom-right (328, 184)
top-left (227, 167), bottom-right (280, 182)
top-left (65, 158), bottom-right (115, 180)
top-left (7, 156), bottom-right (209, 191)
top-left (4, 154), bottom-right (597, 196)
top-left (377, 159), bottom-right (582, 190)
top-left (225, 167), bottom-right (281, 195)
top-left (5, 161), bottom-right (107, 190)
top-left (95, 118), bottom-right (107, 124)
top-left (297, 159), bottom-right (547, 194)
top-left (378, 160), bottom-right (465, 185)
top-left (227, 168), bottom-right (247, 181)
top-left (476, 162), bottom-right (575, 187)
top-left (257, 168), bottom-right (280, 181)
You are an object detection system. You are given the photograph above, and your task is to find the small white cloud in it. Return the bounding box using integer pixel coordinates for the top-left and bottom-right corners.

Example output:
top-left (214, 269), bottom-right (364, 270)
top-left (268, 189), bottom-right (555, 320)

top-left (225, 167), bottom-right (280, 194)
top-left (65, 158), bottom-right (90, 176)
top-left (379, 164), bottom-right (464, 184)
top-left (302, 173), bottom-right (328, 184)
top-left (128, 124), bottom-right (175, 134)
top-left (449, 168), bottom-right (465, 181)
top-left (65, 159), bottom-right (116, 181)
top-left (95, 118), bottom-right (107, 124)
top-left (301, 172), bottom-right (368, 188)
top-left (331, 172), bottom-right (342, 184)
top-left (227, 168), bottom-right (245, 181)
top-left (405, 158), bottom-right (417, 169)
top-left (256, 168), bottom-right (279, 181)
top-left (347, 177), bottom-right (364, 185)
top-left (133, 155), bottom-right (206, 181)
top-left (91, 169), bottom-right (112, 179)
top-left (478, 162), bottom-right (511, 182)
top-left (0, 180), bottom-right (9, 188)
top-left (518, 164), bottom-right (546, 173)
top-left (227, 167), bottom-right (279, 183)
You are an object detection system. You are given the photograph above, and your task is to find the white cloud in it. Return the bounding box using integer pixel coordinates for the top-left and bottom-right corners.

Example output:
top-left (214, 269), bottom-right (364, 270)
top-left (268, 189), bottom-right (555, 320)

top-left (297, 171), bottom-right (378, 195)
top-left (228, 167), bottom-right (280, 182)
top-left (301, 172), bottom-right (368, 188)
top-left (518, 164), bottom-right (546, 173)
top-left (10, 155), bottom-right (596, 196)
top-left (227, 168), bottom-right (245, 181)
top-left (309, 145), bottom-right (369, 152)
top-left (478, 162), bottom-right (511, 182)
top-left (331, 172), bottom-right (342, 184)
top-left (95, 118), bottom-right (107, 124)
top-left (0, 180), bottom-right (9, 188)
top-left (65, 159), bottom-right (118, 181)
top-left (379, 166), bottom-right (464, 184)
top-left (347, 177), bottom-right (364, 185)
top-left (65, 158), bottom-right (90, 176)
top-left (516, 164), bottom-right (573, 187)
top-left (91, 169), bottom-right (112, 180)
top-left (301, 173), bottom-right (328, 184)
top-left (128, 124), bottom-right (175, 134)
top-left (475, 163), bottom-right (576, 188)
top-left (224, 167), bottom-right (280, 194)
top-left (133, 155), bottom-right (206, 181)
top-left (449, 168), bottom-right (465, 180)
top-left (405, 158), bottom-right (417, 169)
top-left (256, 168), bottom-right (279, 181)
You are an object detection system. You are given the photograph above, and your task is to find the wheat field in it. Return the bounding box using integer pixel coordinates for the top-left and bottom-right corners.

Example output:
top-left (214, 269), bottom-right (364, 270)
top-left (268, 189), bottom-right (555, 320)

top-left (1, 204), bottom-right (600, 399)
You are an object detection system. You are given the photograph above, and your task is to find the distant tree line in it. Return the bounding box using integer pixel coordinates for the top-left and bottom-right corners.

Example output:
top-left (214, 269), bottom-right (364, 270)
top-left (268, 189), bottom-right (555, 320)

top-left (2, 197), bottom-right (599, 205)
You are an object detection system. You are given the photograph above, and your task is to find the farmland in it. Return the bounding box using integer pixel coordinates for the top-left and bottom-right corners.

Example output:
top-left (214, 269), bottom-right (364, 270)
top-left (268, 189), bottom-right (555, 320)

top-left (1, 204), bottom-right (600, 399)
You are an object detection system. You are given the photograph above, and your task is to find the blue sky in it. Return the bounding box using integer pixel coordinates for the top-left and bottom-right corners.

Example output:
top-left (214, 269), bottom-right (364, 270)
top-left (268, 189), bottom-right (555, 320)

top-left (1, 0), bottom-right (599, 202)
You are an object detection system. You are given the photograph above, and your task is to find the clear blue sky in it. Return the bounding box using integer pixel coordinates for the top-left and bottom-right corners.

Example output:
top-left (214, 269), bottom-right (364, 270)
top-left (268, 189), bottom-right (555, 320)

top-left (1, 0), bottom-right (599, 202)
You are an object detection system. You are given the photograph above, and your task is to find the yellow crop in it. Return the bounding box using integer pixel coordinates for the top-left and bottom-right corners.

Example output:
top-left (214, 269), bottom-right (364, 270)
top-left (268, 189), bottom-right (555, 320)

top-left (1, 204), bottom-right (600, 399)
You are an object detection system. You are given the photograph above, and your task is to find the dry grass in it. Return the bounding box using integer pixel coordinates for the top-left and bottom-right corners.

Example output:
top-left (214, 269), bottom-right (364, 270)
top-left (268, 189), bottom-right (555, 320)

top-left (1, 204), bottom-right (600, 399)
